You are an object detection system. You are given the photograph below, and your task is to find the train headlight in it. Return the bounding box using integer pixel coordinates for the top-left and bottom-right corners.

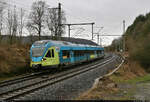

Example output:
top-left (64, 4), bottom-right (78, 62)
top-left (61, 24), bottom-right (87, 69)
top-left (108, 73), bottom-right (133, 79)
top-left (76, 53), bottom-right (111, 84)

top-left (42, 58), bottom-right (46, 61)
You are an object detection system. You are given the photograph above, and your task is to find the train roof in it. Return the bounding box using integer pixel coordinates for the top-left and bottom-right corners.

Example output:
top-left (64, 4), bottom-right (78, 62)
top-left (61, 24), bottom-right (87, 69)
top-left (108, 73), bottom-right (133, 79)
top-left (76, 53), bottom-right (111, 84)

top-left (33, 38), bottom-right (102, 47)
top-left (32, 38), bottom-right (104, 51)
top-left (33, 37), bottom-right (98, 46)
top-left (60, 37), bottom-right (98, 46)
top-left (33, 39), bottom-right (104, 50)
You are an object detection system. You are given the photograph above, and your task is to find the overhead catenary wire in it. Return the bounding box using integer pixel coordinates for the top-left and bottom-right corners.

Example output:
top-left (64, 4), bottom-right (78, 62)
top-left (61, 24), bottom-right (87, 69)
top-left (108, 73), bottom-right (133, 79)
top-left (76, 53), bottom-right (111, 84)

top-left (0, 2), bottom-right (31, 18)
top-left (0, 1), bottom-right (101, 43)
top-left (10, 0), bottom-right (31, 8)
top-left (0, 0), bottom-right (32, 13)
top-left (61, 4), bottom-right (93, 23)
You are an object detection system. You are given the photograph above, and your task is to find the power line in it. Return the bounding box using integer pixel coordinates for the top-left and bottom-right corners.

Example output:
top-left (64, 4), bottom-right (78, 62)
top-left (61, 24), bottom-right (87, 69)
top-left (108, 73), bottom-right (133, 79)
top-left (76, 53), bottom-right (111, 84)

top-left (62, 22), bottom-right (94, 39)
top-left (94, 34), bottom-right (122, 36)
top-left (12, 0), bottom-right (31, 8)
top-left (61, 4), bottom-right (93, 23)
top-left (0, 1), bottom-right (31, 13)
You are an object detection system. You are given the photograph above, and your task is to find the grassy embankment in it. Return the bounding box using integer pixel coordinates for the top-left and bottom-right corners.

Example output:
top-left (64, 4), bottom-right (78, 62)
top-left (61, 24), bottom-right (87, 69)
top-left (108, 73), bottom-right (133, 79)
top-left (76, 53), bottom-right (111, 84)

top-left (0, 44), bottom-right (30, 81)
top-left (77, 53), bottom-right (149, 100)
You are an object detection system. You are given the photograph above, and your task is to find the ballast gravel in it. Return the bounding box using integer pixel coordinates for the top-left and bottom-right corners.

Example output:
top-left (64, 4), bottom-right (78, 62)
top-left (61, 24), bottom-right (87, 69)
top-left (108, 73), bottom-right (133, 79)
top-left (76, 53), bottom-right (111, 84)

top-left (17, 55), bottom-right (121, 100)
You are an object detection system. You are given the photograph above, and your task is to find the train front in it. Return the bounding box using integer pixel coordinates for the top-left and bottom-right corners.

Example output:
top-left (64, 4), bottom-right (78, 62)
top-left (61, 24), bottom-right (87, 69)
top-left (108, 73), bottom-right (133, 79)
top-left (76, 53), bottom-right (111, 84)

top-left (30, 40), bottom-right (49, 69)
top-left (30, 40), bottom-right (60, 70)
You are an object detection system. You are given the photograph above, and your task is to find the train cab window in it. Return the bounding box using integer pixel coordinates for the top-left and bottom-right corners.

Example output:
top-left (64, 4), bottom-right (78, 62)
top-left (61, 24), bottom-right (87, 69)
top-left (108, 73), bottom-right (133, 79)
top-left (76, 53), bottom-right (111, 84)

top-left (52, 49), bottom-right (54, 58)
top-left (62, 50), bottom-right (70, 58)
top-left (46, 50), bottom-right (51, 57)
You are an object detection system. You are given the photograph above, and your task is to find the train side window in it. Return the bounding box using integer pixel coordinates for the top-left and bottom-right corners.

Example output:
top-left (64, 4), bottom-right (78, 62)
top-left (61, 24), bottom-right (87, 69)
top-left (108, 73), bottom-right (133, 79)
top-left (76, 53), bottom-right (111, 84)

top-left (62, 50), bottom-right (70, 58)
top-left (46, 50), bottom-right (51, 57)
top-left (52, 49), bottom-right (54, 57)
top-left (67, 52), bottom-right (70, 58)
top-left (100, 51), bottom-right (102, 54)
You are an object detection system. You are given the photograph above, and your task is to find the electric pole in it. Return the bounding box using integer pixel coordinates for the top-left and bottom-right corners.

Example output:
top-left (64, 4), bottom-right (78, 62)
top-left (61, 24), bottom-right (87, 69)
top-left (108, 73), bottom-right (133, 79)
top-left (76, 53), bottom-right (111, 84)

top-left (62, 22), bottom-right (95, 38)
top-left (20, 8), bottom-right (23, 38)
top-left (97, 34), bottom-right (102, 46)
top-left (97, 34), bottom-right (99, 45)
top-left (100, 37), bottom-right (102, 46)
top-left (123, 20), bottom-right (126, 52)
top-left (68, 24), bottom-right (71, 38)
top-left (58, 3), bottom-right (61, 39)
top-left (0, 10), bottom-right (3, 42)
top-left (94, 27), bottom-right (104, 46)
top-left (92, 23), bottom-right (94, 40)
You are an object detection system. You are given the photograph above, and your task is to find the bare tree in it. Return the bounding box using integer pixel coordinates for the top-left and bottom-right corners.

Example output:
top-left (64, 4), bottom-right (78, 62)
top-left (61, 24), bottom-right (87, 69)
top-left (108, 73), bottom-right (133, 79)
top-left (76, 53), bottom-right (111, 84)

top-left (18, 8), bottom-right (25, 42)
top-left (46, 8), bottom-right (66, 39)
top-left (7, 9), bottom-right (13, 44)
top-left (0, 1), bottom-right (6, 42)
top-left (6, 6), bottom-right (18, 44)
top-left (26, 23), bottom-right (36, 43)
top-left (27, 1), bottom-right (48, 40)
top-left (12, 6), bottom-right (18, 41)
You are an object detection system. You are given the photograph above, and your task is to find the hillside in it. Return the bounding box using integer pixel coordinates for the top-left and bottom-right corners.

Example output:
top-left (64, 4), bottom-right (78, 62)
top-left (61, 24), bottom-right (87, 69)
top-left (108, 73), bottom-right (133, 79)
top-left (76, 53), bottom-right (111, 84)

top-left (0, 44), bottom-right (30, 78)
top-left (125, 13), bottom-right (150, 70)
top-left (108, 13), bottom-right (150, 71)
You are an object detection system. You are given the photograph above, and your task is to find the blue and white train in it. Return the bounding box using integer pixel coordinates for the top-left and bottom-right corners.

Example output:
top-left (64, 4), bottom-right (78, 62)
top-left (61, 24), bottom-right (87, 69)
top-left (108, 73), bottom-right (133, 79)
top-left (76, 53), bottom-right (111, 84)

top-left (30, 39), bottom-right (105, 69)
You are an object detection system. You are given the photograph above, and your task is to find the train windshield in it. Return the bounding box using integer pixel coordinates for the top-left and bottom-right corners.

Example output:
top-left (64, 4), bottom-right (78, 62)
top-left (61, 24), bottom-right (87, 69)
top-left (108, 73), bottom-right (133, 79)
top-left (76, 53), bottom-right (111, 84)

top-left (32, 47), bottom-right (45, 57)
top-left (33, 41), bottom-right (48, 46)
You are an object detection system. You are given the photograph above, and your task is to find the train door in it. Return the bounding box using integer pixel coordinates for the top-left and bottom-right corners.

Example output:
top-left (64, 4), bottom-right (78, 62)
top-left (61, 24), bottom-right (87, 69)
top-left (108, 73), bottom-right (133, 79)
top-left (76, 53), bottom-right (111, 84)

top-left (70, 51), bottom-right (74, 63)
top-left (42, 47), bottom-right (59, 66)
top-left (94, 51), bottom-right (97, 58)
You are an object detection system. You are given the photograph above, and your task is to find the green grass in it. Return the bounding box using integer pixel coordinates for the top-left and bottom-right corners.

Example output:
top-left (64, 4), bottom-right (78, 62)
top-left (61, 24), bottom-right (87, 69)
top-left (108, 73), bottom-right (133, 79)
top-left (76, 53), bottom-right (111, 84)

top-left (112, 75), bottom-right (150, 100)
top-left (111, 73), bottom-right (150, 84)
top-left (127, 74), bottom-right (150, 84)
top-left (110, 74), bottom-right (125, 83)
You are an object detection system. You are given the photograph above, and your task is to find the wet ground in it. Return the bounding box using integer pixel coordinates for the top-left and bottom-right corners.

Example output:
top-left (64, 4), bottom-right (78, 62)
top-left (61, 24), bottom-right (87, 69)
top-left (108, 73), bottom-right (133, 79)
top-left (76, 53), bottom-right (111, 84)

top-left (134, 82), bottom-right (150, 100)
top-left (109, 81), bottom-right (150, 100)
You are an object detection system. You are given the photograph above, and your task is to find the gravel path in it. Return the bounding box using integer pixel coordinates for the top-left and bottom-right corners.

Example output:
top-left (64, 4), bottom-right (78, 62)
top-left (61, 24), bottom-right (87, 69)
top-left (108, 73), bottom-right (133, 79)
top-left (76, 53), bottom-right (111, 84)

top-left (134, 82), bottom-right (150, 100)
top-left (17, 55), bottom-right (121, 100)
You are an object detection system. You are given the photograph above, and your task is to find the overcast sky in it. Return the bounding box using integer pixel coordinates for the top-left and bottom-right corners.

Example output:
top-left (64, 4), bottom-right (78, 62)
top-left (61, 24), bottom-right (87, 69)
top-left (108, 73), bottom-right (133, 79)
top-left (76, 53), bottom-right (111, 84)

top-left (7, 0), bottom-right (150, 46)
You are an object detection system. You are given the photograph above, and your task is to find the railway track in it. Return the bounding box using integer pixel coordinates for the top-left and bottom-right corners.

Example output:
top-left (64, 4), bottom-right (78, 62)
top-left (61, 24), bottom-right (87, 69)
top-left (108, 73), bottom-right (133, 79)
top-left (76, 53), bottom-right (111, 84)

top-left (0, 54), bottom-right (111, 89)
top-left (0, 54), bottom-right (120, 101)
top-left (0, 70), bottom-right (52, 88)
top-left (0, 70), bottom-right (54, 88)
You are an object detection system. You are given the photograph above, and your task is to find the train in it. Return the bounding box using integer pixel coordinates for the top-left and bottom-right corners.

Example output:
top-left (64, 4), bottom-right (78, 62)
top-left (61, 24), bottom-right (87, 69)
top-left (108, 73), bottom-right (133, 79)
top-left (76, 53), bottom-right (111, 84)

top-left (30, 38), bottom-right (105, 70)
